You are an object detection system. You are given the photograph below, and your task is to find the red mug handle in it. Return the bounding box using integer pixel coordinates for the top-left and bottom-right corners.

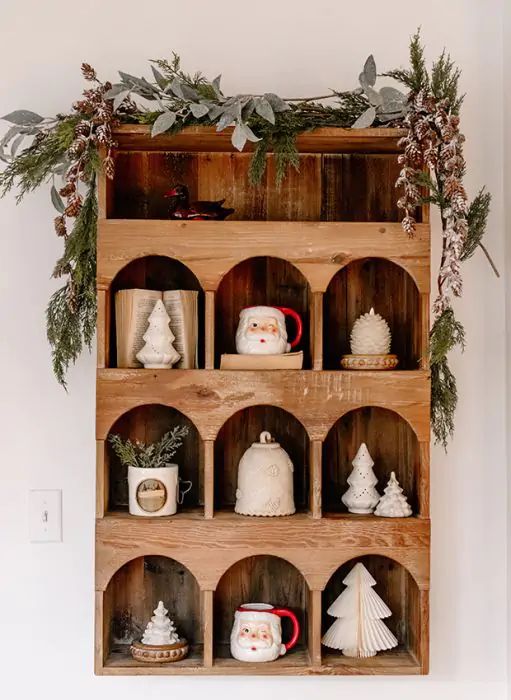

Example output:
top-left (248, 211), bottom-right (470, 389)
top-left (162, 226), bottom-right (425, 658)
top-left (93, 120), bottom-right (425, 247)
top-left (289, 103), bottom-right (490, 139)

top-left (275, 307), bottom-right (302, 349)
top-left (271, 608), bottom-right (300, 652)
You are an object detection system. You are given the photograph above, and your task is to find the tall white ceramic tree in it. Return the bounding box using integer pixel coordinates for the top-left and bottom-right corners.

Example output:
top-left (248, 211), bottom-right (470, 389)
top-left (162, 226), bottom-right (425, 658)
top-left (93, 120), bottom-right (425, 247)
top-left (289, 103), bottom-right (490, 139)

top-left (341, 442), bottom-right (380, 514)
top-left (322, 562), bottom-right (398, 657)
top-left (141, 601), bottom-right (180, 646)
top-left (136, 299), bottom-right (180, 369)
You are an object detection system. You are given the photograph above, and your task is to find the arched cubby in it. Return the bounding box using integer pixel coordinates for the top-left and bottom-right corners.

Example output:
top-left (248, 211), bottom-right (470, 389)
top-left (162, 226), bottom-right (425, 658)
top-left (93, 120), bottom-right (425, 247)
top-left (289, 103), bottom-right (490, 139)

top-left (322, 406), bottom-right (421, 516)
top-left (108, 255), bottom-right (204, 369)
top-left (102, 555), bottom-right (202, 668)
top-left (214, 555), bottom-right (309, 666)
top-left (322, 555), bottom-right (423, 670)
top-left (105, 404), bottom-right (202, 515)
top-left (323, 258), bottom-right (422, 370)
top-left (215, 256), bottom-right (311, 368)
top-left (214, 405), bottom-right (309, 514)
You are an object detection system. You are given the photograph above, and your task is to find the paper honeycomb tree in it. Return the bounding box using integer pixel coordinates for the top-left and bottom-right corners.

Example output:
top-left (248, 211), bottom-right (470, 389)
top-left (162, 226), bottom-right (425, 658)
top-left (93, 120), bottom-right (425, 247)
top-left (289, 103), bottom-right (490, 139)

top-left (375, 471), bottom-right (412, 517)
top-left (136, 299), bottom-right (181, 369)
top-left (341, 442), bottom-right (380, 514)
top-left (141, 601), bottom-right (180, 646)
top-left (322, 562), bottom-right (398, 657)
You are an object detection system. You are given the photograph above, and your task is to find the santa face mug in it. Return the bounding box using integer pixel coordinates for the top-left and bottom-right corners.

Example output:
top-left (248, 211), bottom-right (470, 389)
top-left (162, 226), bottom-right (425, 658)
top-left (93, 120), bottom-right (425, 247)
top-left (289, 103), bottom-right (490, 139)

top-left (235, 306), bottom-right (302, 355)
top-left (230, 603), bottom-right (300, 662)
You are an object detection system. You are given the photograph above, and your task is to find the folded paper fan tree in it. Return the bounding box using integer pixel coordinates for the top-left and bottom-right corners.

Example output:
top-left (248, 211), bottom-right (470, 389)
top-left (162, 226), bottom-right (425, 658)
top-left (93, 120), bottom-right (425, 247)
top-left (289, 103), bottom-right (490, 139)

top-left (322, 562), bottom-right (398, 657)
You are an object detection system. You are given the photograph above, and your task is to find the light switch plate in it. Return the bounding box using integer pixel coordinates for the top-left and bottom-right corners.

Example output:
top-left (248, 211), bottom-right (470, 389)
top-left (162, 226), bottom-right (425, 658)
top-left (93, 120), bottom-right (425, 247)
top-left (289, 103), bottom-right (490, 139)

top-left (29, 489), bottom-right (62, 543)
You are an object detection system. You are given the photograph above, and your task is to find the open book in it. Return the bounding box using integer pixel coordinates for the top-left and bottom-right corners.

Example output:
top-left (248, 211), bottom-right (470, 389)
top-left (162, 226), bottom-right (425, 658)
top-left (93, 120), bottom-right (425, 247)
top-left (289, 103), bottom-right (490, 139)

top-left (115, 289), bottom-right (198, 369)
top-left (220, 351), bottom-right (303, 370)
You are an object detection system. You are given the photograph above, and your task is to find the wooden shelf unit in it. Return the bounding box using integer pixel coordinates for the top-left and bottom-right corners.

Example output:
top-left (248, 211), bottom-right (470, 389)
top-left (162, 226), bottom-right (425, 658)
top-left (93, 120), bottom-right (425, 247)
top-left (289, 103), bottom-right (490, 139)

top-left (95, 126), bottom-right (431, 676)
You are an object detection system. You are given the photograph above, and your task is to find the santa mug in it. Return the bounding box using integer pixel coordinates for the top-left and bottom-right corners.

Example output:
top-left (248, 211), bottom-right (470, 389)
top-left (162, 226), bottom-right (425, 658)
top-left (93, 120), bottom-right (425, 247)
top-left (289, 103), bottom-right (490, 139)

top-left (230, 603), bottom-right (300, 662)
top-left (235, 305), bottom-right (302, 355)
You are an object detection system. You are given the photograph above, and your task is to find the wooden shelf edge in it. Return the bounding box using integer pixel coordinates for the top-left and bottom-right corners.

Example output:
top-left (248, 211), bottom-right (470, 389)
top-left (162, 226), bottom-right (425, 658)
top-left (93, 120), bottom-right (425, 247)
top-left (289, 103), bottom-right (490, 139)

top-left (112, 125), bottom-right (407, 154)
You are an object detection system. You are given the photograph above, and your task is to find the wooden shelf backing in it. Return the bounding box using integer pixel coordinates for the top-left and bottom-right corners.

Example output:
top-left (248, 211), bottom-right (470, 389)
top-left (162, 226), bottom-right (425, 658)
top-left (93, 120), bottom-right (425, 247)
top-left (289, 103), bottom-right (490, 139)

top-left (111, 125), bottom-right (407, 154)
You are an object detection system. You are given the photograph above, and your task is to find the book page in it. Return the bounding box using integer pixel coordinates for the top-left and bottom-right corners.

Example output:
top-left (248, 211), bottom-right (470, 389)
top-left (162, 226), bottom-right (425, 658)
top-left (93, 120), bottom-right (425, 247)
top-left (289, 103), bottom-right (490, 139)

top-left (163, 290), bottom-right (198, 369)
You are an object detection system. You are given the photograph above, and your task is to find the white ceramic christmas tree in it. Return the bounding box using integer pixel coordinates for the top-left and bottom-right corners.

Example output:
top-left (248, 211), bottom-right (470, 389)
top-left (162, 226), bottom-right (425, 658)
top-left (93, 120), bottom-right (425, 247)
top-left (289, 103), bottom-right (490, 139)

top-left (136, 299), bottom-right (181, 369)
top-left (141, 601), bottom-right (180, 646)
top-left (342, 442), bottom-right (380, 514)
top-left (322, 562), bottom-right (398, 657)
top-left (375, 471), bottom-right (412, 517)
top-left (341, 308), bottom-right (398, 370)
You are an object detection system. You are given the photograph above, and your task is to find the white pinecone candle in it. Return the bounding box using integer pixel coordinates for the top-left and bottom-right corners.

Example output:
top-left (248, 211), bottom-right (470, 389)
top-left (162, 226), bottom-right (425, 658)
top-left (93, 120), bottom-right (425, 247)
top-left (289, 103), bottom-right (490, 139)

top-left (350, 308), bottom-right (391, 355)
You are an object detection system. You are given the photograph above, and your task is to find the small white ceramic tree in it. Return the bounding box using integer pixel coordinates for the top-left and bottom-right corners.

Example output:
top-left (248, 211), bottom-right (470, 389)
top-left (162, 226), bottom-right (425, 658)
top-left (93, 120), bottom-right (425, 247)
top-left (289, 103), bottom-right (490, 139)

top-left (350, 307), bottom-right (391, 355)
top-left (141, 601), bottom-right (180, 646)
top-left (322, 562), bottom-right (398, 657)
top-left (136, 299), bottom-right (181, 369)
top-left (342, 442), bottom-right (380, 514)
top-left (375, 471), bottom-right (412, 517)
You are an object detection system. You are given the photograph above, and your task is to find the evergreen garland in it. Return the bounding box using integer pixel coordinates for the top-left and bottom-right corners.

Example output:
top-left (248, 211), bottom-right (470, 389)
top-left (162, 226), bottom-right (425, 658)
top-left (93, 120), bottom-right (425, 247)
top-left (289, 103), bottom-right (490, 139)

top-left (0, 35), bottom-right (499, 448)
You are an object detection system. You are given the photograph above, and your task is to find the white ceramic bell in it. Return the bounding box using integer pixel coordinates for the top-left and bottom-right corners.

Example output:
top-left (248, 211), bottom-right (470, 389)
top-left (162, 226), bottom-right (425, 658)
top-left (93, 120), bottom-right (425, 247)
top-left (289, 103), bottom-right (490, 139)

top-left (235, 431), bottom-right (295, 516)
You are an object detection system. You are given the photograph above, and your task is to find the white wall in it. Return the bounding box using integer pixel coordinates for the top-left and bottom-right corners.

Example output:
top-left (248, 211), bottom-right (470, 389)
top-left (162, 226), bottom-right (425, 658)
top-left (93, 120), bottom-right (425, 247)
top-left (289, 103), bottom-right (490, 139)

top-left (0, 1), bottom-right (507, 698)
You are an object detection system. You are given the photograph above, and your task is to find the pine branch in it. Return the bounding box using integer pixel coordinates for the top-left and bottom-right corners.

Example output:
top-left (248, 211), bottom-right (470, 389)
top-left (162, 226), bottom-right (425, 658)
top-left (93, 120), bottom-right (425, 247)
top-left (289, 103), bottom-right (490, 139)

top-left (108, 426), bottom-right (190, 468)
top-left (383, 29), bottom-right (429, 93)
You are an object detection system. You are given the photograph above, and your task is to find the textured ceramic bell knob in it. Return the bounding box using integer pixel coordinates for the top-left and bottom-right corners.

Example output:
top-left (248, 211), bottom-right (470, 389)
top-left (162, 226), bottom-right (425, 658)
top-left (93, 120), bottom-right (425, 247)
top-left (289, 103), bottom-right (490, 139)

top-left (350, 308), bottom-right (391, 355)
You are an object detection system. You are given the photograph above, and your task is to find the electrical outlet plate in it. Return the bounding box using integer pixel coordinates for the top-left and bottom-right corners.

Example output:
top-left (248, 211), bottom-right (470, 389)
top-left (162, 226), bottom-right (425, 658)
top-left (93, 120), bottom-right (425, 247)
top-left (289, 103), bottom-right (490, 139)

top-left (29, 489), bottom-right (62, 543)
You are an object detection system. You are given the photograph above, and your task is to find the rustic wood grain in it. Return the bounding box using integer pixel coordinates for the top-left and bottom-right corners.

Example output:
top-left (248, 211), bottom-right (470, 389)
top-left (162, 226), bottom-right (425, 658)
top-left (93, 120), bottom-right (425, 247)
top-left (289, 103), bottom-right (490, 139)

top-left (96, 369), bottom-right (430, 442)
top-left (98, 220), bottom-right (430, 294)
top-left (96, 513), bottom-right (430, 592)
top-left (111, 125), bottom-right (406, 154)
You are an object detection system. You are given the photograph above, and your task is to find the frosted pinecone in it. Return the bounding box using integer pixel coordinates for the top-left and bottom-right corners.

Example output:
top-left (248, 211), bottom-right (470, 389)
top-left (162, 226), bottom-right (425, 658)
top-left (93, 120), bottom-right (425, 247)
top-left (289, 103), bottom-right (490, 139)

top-left (350, 308), bottom-right (391, 355)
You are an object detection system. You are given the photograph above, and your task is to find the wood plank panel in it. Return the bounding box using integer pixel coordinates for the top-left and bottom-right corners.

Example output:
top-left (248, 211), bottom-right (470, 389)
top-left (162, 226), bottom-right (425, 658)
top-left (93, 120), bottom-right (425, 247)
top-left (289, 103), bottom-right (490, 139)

top-left (112, 125), bottom-right (406, 154)
top-left (197, 152), bottom-right (267, 220)
top-left (96, 369), bottom-right (431, 442)
top-left (96, 512), bottom-right (430, 592)
top-left (97, 220), bottom-right (431, 294)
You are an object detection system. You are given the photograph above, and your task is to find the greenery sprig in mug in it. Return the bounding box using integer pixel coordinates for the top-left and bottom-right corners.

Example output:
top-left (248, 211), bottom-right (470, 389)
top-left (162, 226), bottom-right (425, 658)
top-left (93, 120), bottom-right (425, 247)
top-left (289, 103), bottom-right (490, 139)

top-left (108, 426), bottom-right (189, 469)
top-left (0, 30), bottom-right (499, 448)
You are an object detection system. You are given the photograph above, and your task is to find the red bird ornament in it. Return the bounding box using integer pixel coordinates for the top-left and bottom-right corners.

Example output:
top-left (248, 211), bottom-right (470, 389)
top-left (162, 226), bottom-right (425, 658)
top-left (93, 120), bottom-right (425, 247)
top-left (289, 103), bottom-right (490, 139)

top-left (164, 184), bottom-right (235, 220)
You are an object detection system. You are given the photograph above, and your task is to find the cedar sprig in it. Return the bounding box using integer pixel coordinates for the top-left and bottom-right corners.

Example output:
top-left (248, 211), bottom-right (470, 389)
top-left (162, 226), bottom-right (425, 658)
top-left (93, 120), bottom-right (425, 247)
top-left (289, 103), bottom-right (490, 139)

top-left (46, 179), bottom-right (97, 386)
top-left (109, 426), bottom-right (190, 469)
